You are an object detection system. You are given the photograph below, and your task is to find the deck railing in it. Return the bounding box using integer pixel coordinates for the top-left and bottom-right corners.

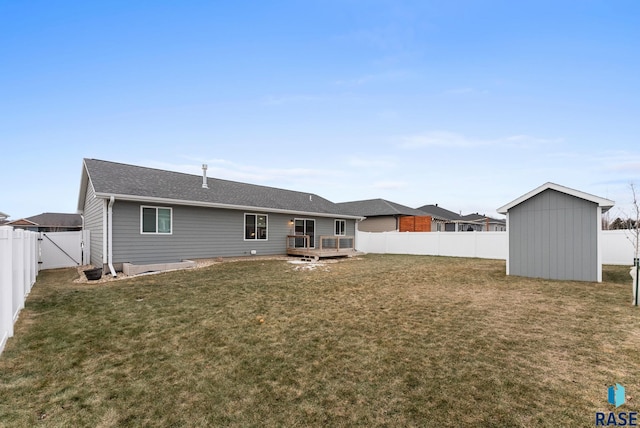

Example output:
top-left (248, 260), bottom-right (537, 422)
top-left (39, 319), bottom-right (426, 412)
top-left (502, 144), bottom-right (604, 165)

top-left (286, 235), bottom-right (355, 252)
top-left (286, 234), bottom-right (311, 250)
top-left (318, 235), bottom-right (355, 251)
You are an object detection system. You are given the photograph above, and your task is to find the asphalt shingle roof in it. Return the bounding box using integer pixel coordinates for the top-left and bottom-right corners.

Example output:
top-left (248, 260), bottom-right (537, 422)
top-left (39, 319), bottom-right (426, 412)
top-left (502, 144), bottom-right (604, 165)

top-left (460, 213), bottom-right (506, 224)
top-left (25, 213), bottom-right (82, 227)
top-left (83, 159), bottom-right (358, 217)
top-left (337, 198), bottom-right (426, 217)
top-left (416, 204), bottom-right (463, 221)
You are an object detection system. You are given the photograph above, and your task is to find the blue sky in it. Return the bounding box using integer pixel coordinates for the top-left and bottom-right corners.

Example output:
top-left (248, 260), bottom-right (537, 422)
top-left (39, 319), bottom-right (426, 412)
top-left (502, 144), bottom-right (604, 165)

top-left (2, 1), bottom-right (639, 221)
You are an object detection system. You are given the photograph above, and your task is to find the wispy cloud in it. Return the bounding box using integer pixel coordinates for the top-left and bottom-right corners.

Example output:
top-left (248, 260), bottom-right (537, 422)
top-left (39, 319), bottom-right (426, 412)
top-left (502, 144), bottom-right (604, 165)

top-left (399, 131), bottom-right (479, 148)
top-left (336, 24), bottom-right (414, 51)
top-left (606, 162), bottom-right (640, 173)
top-left (372, 180), bottom-right (407, 190)
top-left (145, 158), bottom-right (345, 186)
top-left (444, 87), bottom-right (489, 96)
top-left (261, 94), bottom-right (325, 106)
top-left (502, 134), bottom-right (564, 148)
top-left (333, 70), bottom-right (411, 87)
top-left (398, 131), bottom-right (563, 149)
top-left (348, 157), bottom-right (396, 168)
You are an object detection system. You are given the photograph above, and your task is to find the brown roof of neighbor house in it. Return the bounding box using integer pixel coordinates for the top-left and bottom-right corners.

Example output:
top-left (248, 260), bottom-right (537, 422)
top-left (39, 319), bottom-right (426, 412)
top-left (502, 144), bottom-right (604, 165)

top-left (7, 213), bottom-right (82, 228)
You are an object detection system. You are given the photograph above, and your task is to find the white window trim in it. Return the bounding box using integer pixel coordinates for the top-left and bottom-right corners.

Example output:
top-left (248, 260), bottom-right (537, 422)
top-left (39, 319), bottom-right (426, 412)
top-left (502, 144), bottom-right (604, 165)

top-left (244, 213), bottom-right (268, 241)
top-left (140, 205), bottom-right (173, 235)
top-left (335, 219), bottom-right (346, 236)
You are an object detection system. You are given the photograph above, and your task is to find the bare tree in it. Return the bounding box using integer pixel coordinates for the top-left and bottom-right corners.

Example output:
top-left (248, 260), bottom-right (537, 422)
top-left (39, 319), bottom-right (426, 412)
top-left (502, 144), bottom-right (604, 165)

top-left (625, 183), bottom-right (640, 306)
top-left (629, 183), bottom-right (640, 261)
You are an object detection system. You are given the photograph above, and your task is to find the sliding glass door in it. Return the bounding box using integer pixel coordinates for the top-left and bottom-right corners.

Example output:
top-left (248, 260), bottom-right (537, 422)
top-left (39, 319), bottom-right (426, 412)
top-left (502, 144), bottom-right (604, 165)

top-left (294, 219), bottom-right (315, 248)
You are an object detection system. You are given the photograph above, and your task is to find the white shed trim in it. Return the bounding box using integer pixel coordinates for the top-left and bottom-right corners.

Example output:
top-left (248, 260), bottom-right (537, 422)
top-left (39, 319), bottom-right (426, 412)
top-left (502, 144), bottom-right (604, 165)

top-left (497, 182), bottom-right (615, 214)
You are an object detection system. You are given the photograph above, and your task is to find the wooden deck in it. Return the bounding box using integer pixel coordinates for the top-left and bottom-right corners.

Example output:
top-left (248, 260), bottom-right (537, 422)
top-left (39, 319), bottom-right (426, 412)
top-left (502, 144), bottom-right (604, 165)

top-left (286, 235), bottom-right (361, 260)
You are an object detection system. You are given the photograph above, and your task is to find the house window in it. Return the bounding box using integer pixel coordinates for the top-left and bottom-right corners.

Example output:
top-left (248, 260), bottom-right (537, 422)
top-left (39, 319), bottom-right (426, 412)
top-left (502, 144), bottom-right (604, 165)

top-left (335, 219), bottom-right (346, 236)
top-left (141, 206), bottom-right (172, 234)
top-left (245, 214), bottom-right (268, 240)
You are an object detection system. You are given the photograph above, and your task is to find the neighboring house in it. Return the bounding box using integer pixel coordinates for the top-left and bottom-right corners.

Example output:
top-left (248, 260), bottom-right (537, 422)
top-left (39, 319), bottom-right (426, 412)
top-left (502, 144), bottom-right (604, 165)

top-left (6, 212), bottom-right (82, 232)
top-left (459, 213), bottom-right (507, 231)
top-left (415, 204), bottom-right (468, 231)
top-left (0, 212), bottom-right (8, 225)
top-left (77, 159), bottom-right (362, 272)
top-left (417, 204), bottom-right (496, 232)
top-left (497, 182), bottom-right (614, 282)
top-left (337, 198), bottom-right (430, 232)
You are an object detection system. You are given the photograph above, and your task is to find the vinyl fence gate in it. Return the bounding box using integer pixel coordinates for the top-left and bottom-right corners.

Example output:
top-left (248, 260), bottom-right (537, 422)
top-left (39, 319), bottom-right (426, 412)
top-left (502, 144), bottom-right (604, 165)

top-left (39, 230), bottom-right (90, 270)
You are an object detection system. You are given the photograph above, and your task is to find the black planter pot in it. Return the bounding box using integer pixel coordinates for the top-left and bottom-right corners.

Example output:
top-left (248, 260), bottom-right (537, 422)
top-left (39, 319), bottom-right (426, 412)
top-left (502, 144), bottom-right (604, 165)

top-left (84, 268), bottom-right (103, 281)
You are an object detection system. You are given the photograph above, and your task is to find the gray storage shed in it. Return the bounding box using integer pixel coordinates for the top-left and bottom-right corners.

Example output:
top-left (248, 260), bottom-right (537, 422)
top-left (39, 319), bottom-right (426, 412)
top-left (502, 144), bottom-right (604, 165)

top-left (497, 182), bottom-right (614, 282)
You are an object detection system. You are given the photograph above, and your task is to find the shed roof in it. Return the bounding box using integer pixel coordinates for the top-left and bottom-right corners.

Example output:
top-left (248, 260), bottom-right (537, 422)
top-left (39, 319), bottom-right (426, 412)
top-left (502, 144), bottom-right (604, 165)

top-left (496, 182), bottom-right (615, 214)
top-left (336, 198), bottom-right (426, 217)
top-left (79, 159), bottom-right (362, 219)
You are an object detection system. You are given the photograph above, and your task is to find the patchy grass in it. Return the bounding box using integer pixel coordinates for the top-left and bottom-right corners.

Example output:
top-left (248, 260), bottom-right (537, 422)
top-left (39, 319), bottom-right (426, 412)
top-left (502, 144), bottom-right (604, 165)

top-left (0, 255), bottom-right (638, 427)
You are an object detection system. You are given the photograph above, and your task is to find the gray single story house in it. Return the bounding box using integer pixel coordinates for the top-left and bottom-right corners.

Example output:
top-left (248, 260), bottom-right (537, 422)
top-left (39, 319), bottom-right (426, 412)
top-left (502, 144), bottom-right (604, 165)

top-left (77, 159), bottom-right (362, 274)
top-left (459, 213), bottom-right (507, 232)
top-left (497, 182), bottom-right (614, 282)
top-left (417, 204), bottom-right (484, 232)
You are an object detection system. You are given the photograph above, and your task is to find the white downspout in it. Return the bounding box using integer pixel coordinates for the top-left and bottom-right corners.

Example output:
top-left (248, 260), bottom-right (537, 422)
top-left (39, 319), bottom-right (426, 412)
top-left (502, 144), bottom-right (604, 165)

top-left (102, 200), bottom-right (108, 267)
top-left (80, 214), bottom-right (85, 265)
top-left (107, 196), bottom-right (117, 277)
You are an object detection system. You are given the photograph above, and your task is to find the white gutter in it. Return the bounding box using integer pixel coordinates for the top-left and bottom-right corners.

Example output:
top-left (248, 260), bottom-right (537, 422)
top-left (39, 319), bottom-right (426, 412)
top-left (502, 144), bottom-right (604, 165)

top-left (107, 196), bottom-right (117, 277)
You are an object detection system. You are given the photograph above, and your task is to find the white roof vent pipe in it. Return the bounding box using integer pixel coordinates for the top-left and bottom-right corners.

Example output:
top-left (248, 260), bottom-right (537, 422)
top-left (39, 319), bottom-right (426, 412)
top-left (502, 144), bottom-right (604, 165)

top-left (202, 164), bottom-right (209, 189)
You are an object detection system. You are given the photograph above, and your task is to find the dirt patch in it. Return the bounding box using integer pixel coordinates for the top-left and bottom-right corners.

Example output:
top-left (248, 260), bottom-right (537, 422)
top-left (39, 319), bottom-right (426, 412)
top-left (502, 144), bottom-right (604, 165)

top-left (72, 255), bottom-right (323, 283)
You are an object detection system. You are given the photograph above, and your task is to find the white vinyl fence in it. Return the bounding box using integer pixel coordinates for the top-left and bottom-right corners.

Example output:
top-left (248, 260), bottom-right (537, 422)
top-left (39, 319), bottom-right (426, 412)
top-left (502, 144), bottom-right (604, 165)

top-left (356, 230), bottom-right (637, 266)
top-left (356, 231), bottom-right (507, 260)
top-left (601, 230), bottom-right (638, 265)
top-left (0, 226), bottom-right (39, 355)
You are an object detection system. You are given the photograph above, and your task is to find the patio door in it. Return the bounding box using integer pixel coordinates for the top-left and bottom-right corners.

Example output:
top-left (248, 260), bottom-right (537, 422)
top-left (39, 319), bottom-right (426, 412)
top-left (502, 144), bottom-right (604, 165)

top-left (294, 219), bottom-right (315, 248)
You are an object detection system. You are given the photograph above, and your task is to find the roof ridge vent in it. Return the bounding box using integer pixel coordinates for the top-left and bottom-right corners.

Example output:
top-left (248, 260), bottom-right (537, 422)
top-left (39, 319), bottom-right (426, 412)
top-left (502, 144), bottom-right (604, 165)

top-left (202, 164), bottom-right (209, 189)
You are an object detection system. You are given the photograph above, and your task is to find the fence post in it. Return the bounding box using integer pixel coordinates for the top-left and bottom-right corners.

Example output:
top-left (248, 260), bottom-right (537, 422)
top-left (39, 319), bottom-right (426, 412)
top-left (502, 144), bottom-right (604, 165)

top-left (31, 232), bottom-right (38, 285)
top-left (12, 229), bottom-right (24, 321)
top-left (23, 231), bottom-right (31, 296)
top-left (0, 226), bottom-right (14, 349)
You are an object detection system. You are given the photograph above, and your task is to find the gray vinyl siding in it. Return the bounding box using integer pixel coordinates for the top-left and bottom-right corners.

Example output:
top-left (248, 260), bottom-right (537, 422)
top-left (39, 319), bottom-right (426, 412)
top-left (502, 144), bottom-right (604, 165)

top-left (111, 201), bottom-right (356, 264)
top-left (508, 189), bottom-right (597, 281)
top-left (82, 183), bottom-right (104, 268)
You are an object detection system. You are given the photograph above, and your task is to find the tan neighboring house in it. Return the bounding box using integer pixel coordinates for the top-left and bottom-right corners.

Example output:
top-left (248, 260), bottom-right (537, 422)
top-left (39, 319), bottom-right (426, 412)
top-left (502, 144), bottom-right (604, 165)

top-left (337, 198), bottom-right (430, 232)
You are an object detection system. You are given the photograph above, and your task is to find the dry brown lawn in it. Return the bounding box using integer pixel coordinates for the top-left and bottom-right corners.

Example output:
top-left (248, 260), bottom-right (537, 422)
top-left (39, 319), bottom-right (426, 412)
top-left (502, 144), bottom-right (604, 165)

top-left (0, 254), bottom-right (638, 427)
